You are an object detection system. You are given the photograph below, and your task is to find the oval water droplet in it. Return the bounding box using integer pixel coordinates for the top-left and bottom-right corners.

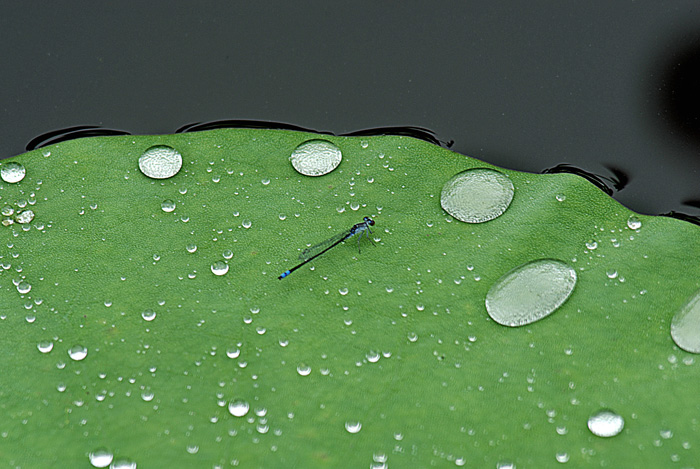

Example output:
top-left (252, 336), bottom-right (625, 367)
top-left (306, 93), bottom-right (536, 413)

top-left (1, 162), bottom-right (26, 183)
top-left (345, 420), bottom-right (362, 434)
top-left (17, 281), bottom-right (31, 294)
top-left (289, 140), bottom-right (342, 176)
top-left (485, 259), bottom-right (576, 327)
top-left (68, 345), bottom-right (88, 361)
top-left (627, 216), bottom-right (642, 230)
top-left (297, 363), bottom-right (311, 376)
top-left (440, 168), bottom-right (514, 223)
top-left (228, 399), bottom-right (250, 417)
top-left (161, 199), bottom-right (176, 212)
top-left (15, 210), bottom-right (34, 224)
top-left (138, 145), bottom-right (182, 179)
top-left (88, 448), bottom-right (113, 468)
top-left (37, 340), bottom-right (54, 353)
top-left (211, 261), bottom-right (229, 276)
top-left (587, 409), bottom-right (624, 437)
top-left (671, 289), bottom-right (700, 353)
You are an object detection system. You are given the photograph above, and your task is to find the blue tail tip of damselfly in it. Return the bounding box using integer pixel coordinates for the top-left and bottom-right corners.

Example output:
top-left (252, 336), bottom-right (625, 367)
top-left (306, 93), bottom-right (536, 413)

top-left (278, 270), bottom-right (291, 280)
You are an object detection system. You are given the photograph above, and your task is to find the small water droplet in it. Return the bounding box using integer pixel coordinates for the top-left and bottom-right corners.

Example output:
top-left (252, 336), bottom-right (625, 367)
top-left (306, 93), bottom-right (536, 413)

top-left (555, 452), bottom-right (569, 463)
top-left (606, 269), bottom-right (618, 279)
top-left (407, 332), bottom-right (418, 343)
top-left (289, 140), bottom-right (342, 176)
top-left (37, 340), bottom-right (54, 353)
top-left (585, 240), bottom-right (598, 250)
top-left (242, 219), bottom-right (252, 229)
top-left (627, 216), bottom-right (642, 230)
top-left (228, 399), bottom-right (249, 417)
top-left (555, 194), bottom-right (566, 202)
top-left (186, 445), bottom-right (199, 454)
top-left (211, 261), bottom-right (229, 276)
top-left (296, 364), bottom-right (311, 376)
top-left (161, 200), bottom-right (176, 212)
top-left (1, 162), bottom-right (26, 183)
top-left (671, 289), bottom-right (700, 353)
top-left (587, 409), bottom-right (624, 437)
top-left (485, 259), bottom-right (576, 327)
top-left (88, 448), bottom-right (114, 468)
top-left (186, 244), bottom-right (197, 253)
top-left (17, 281), bottom-right (31, 294)
top-left (138, 145), bottom-right (182, 179)
top-left (110, 459), bottom-right (137, 469)
top-left (1, 205), bottom-right (13, 216)
top-left (68, 345), bottom-right (88, 361)
top-left (141, 309), bottom-right (156, 322)
top-left (440, 168), bottom-right (514, 223)
top-left (223, 249), bottom-right (234, 259)
top-left (226, 347), bottom-right (241, 358)
top-left (345, 420), bottom-right (362, 433)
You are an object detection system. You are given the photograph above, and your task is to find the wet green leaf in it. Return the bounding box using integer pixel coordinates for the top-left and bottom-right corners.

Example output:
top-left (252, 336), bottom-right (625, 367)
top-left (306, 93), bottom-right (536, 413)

top-left (1, 129), bottom-right (699, 467)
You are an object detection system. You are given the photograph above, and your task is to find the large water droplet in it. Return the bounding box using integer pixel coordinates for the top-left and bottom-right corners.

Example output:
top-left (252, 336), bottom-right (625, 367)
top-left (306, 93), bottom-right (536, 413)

top-left (138, 145), bottom-right (182, 179)
top-left (1, 162), bottom-right (26, 183)
top-left (88, 448), bottom-right (114, 468)
top-left (37, 340), bottom-right (54, 353)
top-left (161, 199), bottom-right (176, 212)
top-left (15, 210), bottom-right (34, 224)
top-left (68, 345), bottom-right (88, 361)
top-left (587, 409), bottom-right (624, 437)
top-left (228, 399), bottom-right (250, 417)
top-left (211, 261), bottom-right (229, 276)
top-left (441, 168), bottom-right (514, 223)
top-left (671, 289), bottom-right (700, 353)
top-left (485, 259), bottom-right (576, 327)
top-left (344, 420), bottom-right (362, 434)
top-left (289, 140), bottom-right (342, 176)
top-left (627, 216), bottom-right (642, 230)
top-left (141, 309), bottom-right (157, 322)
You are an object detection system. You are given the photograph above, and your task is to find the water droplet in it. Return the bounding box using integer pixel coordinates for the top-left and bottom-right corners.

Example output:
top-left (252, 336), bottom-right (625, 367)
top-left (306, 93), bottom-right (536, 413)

top-left (366, 351), bottom-right (380, 363)
top-left (110, 459), bottom-right (137, 469)
top-left (141, 309), bottom-right (156, 322)
top-left (226, 347), bottom-right (241, 358)
top-left (440, 168), bottom-right (514, 223)
top-left (344, 420), bottom-right (362, 433)
top-left (211, 261), bottom-right (229, 276)
top-left (68, 345), bottom-right (88, 361)
top-left (138, 145), bottom-right (182, 179)
top-left (585, 240), bottom-right (598, 250)
top-left (627, 216), bottom-right (642, 230)
top-left (88, 448), bottom-right (114, 468)
top-left (606, 269), bottom-right (618, 279)
top-left (186, 244), bottom-right (197, 253)
top-left (161, 200), bottom-right (176, 212)
top-left (37, 340), bottom-right (54, 353)
top-left (296, 364), bottom-right (311, 376)
top-left (223, 249), bottom-right (234, 259)
top-left (289, 139), bottom-right (342, 176)
top-left (1, 205), bottom-right (13, 216)
top-left (17, 281), bottom-right (31, 294)
top-left (555, 452), bottom-right (569, 463)
top-left (671, 289), bottom-right (700, 353)
top-left (587, 409), bottom-right (624, 437)
top-left (228, 399), bottom-right (249, 417)
top-left (186, 445), bottom-right (199, 454)
top-left (1, 162), bottom-right (26, 183)
top-left (485, 259), bottom-right (577, 327)
top-left (15, 210), bottom-right (34, 224)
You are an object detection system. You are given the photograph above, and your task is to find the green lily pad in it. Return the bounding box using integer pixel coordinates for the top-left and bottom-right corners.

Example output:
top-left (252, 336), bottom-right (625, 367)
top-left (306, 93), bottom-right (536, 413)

top-left (1, 129), bottom-right (699, 467)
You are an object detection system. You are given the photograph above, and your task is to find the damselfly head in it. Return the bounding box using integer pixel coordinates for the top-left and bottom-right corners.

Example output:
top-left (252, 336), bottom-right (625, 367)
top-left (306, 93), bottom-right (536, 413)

top-left (364, 216), bottom-right (375, 226)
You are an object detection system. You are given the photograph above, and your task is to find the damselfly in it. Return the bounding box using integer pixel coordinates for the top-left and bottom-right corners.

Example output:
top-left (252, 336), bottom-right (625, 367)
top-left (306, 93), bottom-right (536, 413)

top-left (278, 217), bottom-right (375, 279)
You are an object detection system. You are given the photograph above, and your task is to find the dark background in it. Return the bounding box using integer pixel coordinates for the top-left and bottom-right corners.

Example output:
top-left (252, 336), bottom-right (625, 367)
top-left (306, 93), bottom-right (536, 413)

top-left (1, 1), bottom-right (700, 216)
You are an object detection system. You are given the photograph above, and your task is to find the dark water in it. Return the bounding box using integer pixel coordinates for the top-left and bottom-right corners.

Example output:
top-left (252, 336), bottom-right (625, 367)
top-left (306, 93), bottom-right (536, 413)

top-left (1, 2), bottom-right (699, 216)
